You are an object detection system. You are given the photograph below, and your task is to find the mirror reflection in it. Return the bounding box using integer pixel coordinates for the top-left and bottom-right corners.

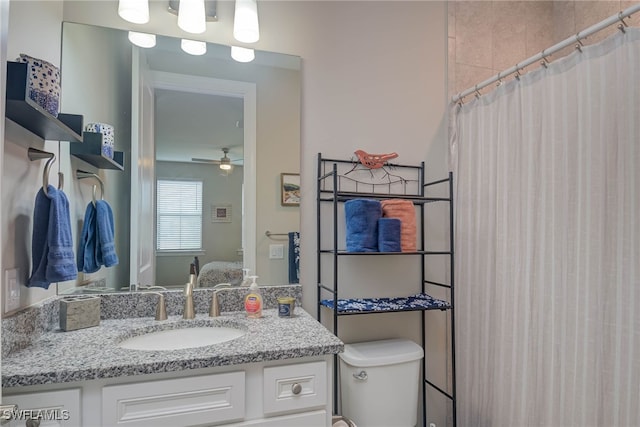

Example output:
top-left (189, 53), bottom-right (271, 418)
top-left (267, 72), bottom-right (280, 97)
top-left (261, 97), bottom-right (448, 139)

top-left (59, 22), bottom-right (301, 294)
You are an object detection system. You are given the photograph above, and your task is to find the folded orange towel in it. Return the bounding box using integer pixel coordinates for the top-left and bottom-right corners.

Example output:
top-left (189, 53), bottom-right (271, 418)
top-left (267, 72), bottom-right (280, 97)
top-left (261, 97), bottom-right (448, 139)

top-left (381, 199), bottom-right (416, 252)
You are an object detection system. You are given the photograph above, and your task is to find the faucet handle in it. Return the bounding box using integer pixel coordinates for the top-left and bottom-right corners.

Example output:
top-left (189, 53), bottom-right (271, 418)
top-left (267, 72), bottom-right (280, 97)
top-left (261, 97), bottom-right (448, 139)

top-left (155, 294), bottom-right (167, 321)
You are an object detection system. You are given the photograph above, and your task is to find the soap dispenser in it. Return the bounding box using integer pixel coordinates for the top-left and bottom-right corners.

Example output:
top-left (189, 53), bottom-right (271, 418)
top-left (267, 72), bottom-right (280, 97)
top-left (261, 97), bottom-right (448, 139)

top-left (244, 276), bottom-right (263, 318)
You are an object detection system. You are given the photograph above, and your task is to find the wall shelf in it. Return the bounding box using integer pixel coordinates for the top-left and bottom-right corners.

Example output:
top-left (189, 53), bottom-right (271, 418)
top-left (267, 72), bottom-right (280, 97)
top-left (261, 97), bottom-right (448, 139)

top-left (5, 61), bottom-right (83, 142)
top-left (70, 132), bottom-right (124, 171)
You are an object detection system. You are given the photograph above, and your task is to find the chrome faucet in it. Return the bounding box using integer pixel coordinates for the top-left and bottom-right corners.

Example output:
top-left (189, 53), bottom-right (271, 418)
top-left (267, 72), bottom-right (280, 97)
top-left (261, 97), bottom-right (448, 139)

top-left (210, 283), bottom-right (232, 317)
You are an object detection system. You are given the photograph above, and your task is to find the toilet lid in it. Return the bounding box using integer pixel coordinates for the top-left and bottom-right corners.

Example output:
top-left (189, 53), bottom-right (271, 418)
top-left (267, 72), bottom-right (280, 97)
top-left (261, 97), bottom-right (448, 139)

top-left (339, 338), bottom-right (424, 367)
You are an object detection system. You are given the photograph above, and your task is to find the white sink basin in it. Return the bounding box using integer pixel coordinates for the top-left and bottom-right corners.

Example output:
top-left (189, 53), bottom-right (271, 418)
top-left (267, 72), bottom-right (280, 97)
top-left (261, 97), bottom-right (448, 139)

top-left (118, 326), bottom-right (246, 351)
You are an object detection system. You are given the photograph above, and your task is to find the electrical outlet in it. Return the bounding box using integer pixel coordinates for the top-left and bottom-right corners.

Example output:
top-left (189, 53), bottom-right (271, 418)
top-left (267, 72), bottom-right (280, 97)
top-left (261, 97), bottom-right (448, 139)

top-left (4, 268), bottom-right (21, 313)
top-left (269, 244), bottom-right (285, 259)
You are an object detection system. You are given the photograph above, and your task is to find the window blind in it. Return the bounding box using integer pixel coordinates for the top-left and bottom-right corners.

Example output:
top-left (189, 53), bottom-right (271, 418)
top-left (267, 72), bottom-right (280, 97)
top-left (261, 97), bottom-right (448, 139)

top-left (156, 179), bottom-right (203, 251)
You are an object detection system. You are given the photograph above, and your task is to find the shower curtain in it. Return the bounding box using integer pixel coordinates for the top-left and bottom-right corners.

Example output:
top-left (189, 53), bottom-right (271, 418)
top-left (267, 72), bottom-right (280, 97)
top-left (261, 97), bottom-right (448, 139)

top-left (450, 29), bottom-right (640, 426)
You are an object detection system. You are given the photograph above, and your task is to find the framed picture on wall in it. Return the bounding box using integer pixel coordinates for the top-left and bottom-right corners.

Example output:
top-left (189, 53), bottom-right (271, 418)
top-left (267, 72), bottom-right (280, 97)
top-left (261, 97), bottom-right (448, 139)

top-left (211, 205), bottom-right (232, 222)
top-left (281, 173), bottom-right (300, 206)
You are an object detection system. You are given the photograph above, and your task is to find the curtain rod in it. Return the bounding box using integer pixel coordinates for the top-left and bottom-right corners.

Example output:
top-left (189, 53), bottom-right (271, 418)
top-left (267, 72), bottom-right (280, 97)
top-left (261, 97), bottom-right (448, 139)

top-left (452, 3), bottom-right (640, 104)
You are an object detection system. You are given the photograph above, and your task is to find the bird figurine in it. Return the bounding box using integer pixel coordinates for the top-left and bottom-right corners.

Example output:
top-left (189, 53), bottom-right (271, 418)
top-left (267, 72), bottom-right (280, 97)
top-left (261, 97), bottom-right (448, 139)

top-left (354, 150), bottom-right (399, 169)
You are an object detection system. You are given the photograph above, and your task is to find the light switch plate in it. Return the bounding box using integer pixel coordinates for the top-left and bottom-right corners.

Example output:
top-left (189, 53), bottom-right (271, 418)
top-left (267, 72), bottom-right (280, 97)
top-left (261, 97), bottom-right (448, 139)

top-left (4, 268), bottom-right (21, 313)
top-left (269, 244), bottom-right (285, 259)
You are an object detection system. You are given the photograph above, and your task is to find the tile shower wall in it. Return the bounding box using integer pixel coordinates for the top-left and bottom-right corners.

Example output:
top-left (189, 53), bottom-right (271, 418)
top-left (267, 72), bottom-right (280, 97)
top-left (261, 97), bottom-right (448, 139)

top-left (448, 1), bottom-right (640, 100)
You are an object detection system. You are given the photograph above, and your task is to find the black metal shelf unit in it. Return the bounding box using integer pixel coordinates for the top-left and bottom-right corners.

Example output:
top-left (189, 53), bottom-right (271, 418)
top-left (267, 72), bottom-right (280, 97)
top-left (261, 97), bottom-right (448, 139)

top-left (316, 153), bottom-right (456, 427)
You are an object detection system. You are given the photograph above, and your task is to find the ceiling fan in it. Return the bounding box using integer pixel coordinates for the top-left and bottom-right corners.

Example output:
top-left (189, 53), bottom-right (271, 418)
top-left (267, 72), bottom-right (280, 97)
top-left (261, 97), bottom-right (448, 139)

top-left (191, 148), bottom-right (242, 174)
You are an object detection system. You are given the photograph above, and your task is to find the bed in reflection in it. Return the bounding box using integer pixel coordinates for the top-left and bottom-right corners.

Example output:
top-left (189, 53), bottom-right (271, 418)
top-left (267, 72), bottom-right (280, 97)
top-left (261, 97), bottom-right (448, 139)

top-left (196, 261), bottom-right (244, 287)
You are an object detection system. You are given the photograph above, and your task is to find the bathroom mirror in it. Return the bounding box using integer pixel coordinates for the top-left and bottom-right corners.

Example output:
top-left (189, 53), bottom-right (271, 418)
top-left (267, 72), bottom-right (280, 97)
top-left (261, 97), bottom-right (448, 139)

top-left (59, 22), bottom-right (301, 293)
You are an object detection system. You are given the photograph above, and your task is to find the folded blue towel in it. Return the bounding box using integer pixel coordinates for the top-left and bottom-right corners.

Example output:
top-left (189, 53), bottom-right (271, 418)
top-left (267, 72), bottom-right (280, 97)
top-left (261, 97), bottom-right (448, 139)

top-left (345, 199), bottom-right (381, 252)
top-left (288, 231), bottom-right (300, 284)
top-left (96, 200), bottom-right (118, 267)
top-left (29, 186), bottom-right (77, 288)
top-left (378, 218), bottom-right (402, 252)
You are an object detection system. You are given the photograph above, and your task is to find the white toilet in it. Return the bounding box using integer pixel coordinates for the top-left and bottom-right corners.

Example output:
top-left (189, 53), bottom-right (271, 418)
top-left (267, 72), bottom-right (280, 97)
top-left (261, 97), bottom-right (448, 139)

top-left (338, 338), bottom-right (424, 427)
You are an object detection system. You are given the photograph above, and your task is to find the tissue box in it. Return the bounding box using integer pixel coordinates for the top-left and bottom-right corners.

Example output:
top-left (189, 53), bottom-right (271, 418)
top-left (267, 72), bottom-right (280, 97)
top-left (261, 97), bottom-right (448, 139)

top-left (17, 53), bottom-right (61, 117)
top-left (59, 296), bottom-right (101, 331)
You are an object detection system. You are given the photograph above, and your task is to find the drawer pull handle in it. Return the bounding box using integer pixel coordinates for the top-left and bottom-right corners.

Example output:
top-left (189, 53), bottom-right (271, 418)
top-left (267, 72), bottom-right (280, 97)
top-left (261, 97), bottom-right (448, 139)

top-left (291, 383), bottom-right (302, 395)
top-left (353, 370), bottom-right (368, 381)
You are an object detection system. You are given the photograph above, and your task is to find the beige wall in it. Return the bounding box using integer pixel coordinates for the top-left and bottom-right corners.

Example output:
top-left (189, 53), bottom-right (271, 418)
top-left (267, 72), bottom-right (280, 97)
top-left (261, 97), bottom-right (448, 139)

top-left (448, 0), bottom-right (640, 100)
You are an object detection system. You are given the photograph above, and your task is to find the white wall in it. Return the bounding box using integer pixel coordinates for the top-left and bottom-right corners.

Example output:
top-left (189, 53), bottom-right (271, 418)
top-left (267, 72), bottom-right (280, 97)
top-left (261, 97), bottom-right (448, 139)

top-left (4, 1), bottom-right (449, 424)
top-left (3, 0), bottom-right (64, 310)
top-left (61, 1), bottom-right (449, 304)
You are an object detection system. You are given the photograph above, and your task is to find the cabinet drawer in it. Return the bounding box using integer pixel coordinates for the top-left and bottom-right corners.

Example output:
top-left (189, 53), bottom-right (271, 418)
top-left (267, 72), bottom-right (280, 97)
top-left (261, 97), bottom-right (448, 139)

top-left (3, 389), bottom-right (81, 427)
top-left (263, 361), bottom-right (327, 415)
top-left (102, 371), bottom-right (245, 426)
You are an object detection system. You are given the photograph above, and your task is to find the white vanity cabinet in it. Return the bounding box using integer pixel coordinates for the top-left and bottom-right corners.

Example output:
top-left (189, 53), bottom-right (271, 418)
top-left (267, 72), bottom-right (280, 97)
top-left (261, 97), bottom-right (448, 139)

top-left (3, 356), bottom-right (332, 427)
top-left (3, 389), bottom-right (81, 427)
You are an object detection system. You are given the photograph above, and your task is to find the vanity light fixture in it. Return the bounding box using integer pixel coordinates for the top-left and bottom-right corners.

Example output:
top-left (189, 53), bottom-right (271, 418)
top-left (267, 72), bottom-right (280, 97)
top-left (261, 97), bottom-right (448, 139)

top-left (118, 0), bottom-right (149, 24)
top-left (181, 39), bottom-right (207, 55)
top-left (231, 46), bottom-right (255, 63)
top-left (233, 0), bottom-right (260, 43)
top-left (128, 31), bottom-right (156, 48)
top-left (178, 0), bottom-right (207, 34)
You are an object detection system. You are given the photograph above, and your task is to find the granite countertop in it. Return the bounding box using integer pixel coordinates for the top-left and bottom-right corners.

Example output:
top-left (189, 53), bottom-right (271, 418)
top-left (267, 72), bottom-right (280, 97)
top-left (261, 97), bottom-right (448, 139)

top-left (2, 308), bottom-right (344, 388)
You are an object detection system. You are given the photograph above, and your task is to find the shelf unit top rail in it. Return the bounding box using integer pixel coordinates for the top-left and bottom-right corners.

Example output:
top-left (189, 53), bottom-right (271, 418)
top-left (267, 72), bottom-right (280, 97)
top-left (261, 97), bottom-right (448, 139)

top-left (319, 191), bottom-right (450, 204)
top-left (318, 154), bottom-right (424, 198)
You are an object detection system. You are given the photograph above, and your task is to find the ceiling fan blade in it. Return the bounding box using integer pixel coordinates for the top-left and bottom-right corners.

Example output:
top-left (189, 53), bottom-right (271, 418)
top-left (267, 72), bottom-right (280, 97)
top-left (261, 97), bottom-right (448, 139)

top-left (191, 157), bottom-right (221, 164)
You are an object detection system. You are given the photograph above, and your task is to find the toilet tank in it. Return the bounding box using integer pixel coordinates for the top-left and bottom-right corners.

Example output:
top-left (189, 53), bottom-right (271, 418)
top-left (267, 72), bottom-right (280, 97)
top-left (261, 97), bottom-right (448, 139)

top-left (339, 338), bottom-right (424, 427)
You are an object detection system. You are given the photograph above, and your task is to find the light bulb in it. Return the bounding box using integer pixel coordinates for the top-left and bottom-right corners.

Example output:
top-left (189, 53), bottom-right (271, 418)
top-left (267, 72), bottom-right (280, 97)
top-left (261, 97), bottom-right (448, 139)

top-left (128, 32), bottom-right (156, 48)
top-left (178, 0), bottom-right (206, 34)
top-left (231, 46), bottom-right (255, 63)
top-left (118, 0), bottom-right (149, 24)
top-left (181, 39), bottom-right (207, 56)
top-left (220, 163), bottom-right (232, 171)
top-left (233, 0), bottom-right (259, 43)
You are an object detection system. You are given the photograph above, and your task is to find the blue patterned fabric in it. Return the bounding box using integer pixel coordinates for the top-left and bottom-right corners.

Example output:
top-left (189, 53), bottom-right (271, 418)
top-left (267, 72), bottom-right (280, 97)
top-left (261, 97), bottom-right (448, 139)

top-left (288, 231), bottom-right (300, 284)
top-left (320, 293), bottom-right (450, 313)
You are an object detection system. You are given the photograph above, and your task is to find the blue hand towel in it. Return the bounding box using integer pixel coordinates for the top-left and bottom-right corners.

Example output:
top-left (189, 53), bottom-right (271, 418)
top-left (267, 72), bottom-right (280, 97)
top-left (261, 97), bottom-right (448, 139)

top-left (345, 199), bottom-right (381, 252)
top-left (29, 186), bottom-right (77, 288)
top-left (28, 187), bottom-right (52, 287)
top-left (288, 231), bottom-right (300, 284)
top-left (77, 202), bottom-right (100, 273)
top-left (378, 218), bottom-right (402, 252)
top-left (95, 200), bottom-right (118, 267)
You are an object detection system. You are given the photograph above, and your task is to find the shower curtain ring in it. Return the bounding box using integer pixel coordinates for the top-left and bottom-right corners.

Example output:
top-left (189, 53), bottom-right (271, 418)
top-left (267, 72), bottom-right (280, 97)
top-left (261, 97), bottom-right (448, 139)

top-left (618, 11), bottom-right (629, 30)
top-left (474, 85), bottom-right (481, 98)
top-left (575, 38), bottom-right (584, 52)
top-left (540, 55), bottom-right (549, 68)
top-left (514, 67), bottom-right (521, 81)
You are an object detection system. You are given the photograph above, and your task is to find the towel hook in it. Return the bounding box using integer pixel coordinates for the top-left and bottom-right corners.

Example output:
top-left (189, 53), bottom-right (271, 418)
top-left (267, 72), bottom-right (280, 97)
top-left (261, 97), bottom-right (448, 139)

top-left (76, 170), bottom-right (105, 206)
top-left (28, 147), bottom-right (63, 197)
